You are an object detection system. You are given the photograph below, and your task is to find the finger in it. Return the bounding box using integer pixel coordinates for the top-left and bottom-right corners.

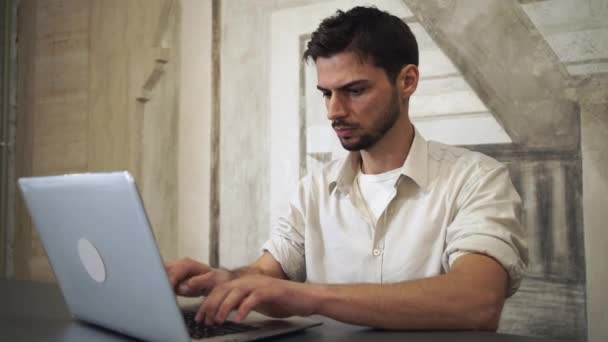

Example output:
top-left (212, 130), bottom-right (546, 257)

top-left (186, 272), bottom-right (215, 296)
top-left (165, 262), bottom-right (183, 288)
top-left (166, 260), bottom-right (192, 287)
top-left (214, 288), bottom-right (248, 325)
top-left (174, 272), bottom-right (214, 297)
top-left (235, 292), bottom-right (262, 322)
top-left (166, 258), bottom-right (210, 288)
top-left (163, 260), bottom-right (175, 270)
top-left (175, 282), bottom-right (202, 297)
top-left (196, 286), bottom-right (232, 325)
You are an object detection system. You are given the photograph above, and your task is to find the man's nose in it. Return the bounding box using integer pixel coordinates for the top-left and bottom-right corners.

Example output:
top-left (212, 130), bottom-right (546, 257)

top-left (326, 94), bottom-right (347, 121)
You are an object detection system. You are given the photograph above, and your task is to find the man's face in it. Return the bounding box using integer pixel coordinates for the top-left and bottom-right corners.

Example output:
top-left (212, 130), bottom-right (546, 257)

top-left (315, 52), bottom-right (401, 151)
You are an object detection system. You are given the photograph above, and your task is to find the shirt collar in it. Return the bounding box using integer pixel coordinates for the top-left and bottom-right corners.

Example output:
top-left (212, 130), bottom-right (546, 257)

top-left (401, 127), bottom-right (428, 191)
top-left (328, 127), bottom-right (429, 195)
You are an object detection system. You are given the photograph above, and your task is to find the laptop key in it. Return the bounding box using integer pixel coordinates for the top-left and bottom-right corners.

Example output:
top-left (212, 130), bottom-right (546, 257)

top-left (183, 311), bottom-right (259, 339)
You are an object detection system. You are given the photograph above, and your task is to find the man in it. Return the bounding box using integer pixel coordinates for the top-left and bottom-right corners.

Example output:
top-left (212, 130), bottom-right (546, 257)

top-left (166, 6), bottom-right (528, 330)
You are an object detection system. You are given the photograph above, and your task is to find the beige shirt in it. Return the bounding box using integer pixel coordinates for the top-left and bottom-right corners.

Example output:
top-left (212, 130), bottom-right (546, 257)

top-left (262, 130), bottom-right (528, 295)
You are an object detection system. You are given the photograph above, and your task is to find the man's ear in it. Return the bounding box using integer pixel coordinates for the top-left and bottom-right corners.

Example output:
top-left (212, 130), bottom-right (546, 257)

top-left (396, 64), bottom-right (419, 98)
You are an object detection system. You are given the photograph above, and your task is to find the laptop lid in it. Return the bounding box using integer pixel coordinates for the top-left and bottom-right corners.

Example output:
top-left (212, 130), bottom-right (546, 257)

top-left (19, 172), bottom-right (192, 341)
top-left (18, 172), bottom-right (319, 341)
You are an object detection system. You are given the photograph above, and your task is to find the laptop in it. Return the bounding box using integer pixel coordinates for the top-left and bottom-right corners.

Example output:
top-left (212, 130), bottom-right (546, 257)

top-left (18, 171), bottom-right (321, 341)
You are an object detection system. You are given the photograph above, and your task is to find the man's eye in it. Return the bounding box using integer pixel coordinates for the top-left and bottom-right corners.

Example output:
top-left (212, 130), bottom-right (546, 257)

top-left (349, 88), bottom-right (364, 96)
top-left (321, 92), bottom-right (331, 98)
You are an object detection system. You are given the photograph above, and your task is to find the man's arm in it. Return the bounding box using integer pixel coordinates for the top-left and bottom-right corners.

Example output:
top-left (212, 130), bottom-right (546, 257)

top-left (199, 253), bottom-right (508, 331)
top-left (312, 253), bottom-right (507, 330)
top-left (231, 252), bottom-right (288, 279)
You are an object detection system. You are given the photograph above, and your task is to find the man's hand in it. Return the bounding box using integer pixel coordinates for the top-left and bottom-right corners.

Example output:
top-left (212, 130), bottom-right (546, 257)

top-left (165, 253), bottom-right (287, 297)
top-left (196, 275), bottom-right (319, 325)
top-left (164, 258), bottom-right (234, 297)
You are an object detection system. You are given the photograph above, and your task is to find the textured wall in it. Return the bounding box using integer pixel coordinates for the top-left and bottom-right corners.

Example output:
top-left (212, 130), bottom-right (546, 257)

top-left (13, 0), bottom-right (181, 281)
top-left (218, 0), bottom-right (274, 268)
top-left (581, 99), bottom-right (608, 342)
top-left (403, 0), bottom-right (579, 150)
top-left (0, 0), bottom-right (9, 278)
top-left (177, 0), bottom-right (213, 262)
top-left (471, 146), bottom-right (586, 339)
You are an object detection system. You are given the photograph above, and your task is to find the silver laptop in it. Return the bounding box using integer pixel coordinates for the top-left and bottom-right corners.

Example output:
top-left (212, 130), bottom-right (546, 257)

top-left (18, 171), bottom-right (321, 341)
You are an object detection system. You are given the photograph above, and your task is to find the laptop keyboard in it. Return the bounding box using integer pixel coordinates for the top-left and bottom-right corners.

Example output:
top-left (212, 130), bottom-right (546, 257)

top-left (183, 311), bottom-right (259, 339)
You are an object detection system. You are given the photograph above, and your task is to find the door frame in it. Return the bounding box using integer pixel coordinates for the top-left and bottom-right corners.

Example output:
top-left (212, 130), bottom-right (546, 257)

top-left (1, 0), bottom-right (18, 278)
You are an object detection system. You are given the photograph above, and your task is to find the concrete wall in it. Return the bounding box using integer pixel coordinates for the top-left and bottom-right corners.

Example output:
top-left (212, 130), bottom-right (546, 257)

top-left (13, 0), bottom-right (181, 281)
top-left (177, 0), bottom-right (212, 262)
top-left (218, 0), bottom-right (273, 268)
top-left (8, 0), bottom-right (214, 278)
top-left (470, 147), bottom-right (586, 338)
top-left (580, 87), bottom-right (608, 342)
top-left (0, 0), bottom-right (14, 278)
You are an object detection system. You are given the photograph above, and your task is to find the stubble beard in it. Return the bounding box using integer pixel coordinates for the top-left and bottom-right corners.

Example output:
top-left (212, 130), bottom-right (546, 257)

top-left (337, 90), bottom-right (401, 152)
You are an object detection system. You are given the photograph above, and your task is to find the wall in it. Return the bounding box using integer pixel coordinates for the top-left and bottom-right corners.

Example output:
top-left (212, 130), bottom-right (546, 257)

top-left (217, 0), bottom-right (274, 268)
top-left (217, 0), bottom-right (344, 268)
top-left (0, 0), bottom-right (18, 278)
top-left (470, 146), bottom-right (586, 338)
top-left (580, 84), bottom-right (608, 342)
top-left (177, 0), bottom-right (212, 262)
top-left (13, 0), bottom-right (181, 281)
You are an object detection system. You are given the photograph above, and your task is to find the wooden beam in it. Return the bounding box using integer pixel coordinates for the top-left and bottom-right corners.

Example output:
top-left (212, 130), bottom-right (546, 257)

top-left (403, 0), bottom-right (580, 150)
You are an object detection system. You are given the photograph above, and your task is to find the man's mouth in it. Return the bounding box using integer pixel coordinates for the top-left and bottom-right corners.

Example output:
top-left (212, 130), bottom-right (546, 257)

top-left (333, 126), bottom-right (356, 138)
top-left (332, 120), bottom-right (359, 138)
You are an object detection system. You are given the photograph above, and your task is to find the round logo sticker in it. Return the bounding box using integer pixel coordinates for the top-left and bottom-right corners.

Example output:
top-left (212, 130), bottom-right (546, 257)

top-left (77, 238), bottom-right (107, 283)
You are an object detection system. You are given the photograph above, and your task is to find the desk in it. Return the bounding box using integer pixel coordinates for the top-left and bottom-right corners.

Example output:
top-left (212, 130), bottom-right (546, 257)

top-left (0, 280), bottom-right (572, 342)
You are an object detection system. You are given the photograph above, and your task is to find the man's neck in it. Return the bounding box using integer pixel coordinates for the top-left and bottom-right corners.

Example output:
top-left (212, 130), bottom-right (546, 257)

top-left (359, 117), bottom-right (415, 175)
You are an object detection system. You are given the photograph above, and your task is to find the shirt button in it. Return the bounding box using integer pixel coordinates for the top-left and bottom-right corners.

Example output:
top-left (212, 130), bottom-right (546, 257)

top-left (372, 248), bottom-right (381, 256)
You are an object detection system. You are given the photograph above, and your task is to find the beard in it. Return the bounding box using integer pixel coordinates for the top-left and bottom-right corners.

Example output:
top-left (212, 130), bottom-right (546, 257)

top-left (333, 90), bottom-right (401, 151)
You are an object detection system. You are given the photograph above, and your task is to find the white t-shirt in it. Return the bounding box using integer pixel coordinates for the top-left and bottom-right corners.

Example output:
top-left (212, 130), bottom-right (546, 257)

top-left (356, 167), bottom-right (401, 224)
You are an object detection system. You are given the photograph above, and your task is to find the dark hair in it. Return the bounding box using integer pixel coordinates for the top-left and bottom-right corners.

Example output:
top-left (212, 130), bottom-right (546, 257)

top-left (303, 6), bottom-right (418, 82)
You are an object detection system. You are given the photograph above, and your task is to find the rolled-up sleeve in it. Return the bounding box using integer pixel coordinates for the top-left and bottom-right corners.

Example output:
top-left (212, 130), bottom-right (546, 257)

top-left (443, 163), bottom-right (529, 296)
top-left (262, 177), bottom-right (312, 282)
top-left (262, 216), bottom-right (306, 282)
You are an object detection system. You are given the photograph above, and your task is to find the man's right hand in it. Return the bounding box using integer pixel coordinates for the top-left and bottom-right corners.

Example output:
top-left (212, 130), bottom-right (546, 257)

top-left (164, 258), bottom-right (234, 297)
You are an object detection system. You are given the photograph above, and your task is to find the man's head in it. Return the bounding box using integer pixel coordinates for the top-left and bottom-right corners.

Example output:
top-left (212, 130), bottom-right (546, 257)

top-left (304, 7), bottom-right (419, 152)
top-left (303, 6), bottom-right (418, 83)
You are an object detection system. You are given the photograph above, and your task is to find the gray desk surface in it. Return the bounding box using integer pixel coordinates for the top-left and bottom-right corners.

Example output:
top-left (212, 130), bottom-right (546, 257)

top-left (0, 279), bottom-right (573, 342)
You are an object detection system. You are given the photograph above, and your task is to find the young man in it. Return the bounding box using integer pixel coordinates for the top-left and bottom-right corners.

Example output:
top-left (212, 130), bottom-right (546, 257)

top-left (166, 6), bottom-right (528, 330)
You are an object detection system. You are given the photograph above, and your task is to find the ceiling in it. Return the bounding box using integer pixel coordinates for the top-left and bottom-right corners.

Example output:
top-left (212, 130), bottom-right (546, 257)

top-left (408, 19), bottom-right (513, 145)
top-left (411, 0), bottom-right (607, 145)
top-left (520, 0), bottom-right (608, 77)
